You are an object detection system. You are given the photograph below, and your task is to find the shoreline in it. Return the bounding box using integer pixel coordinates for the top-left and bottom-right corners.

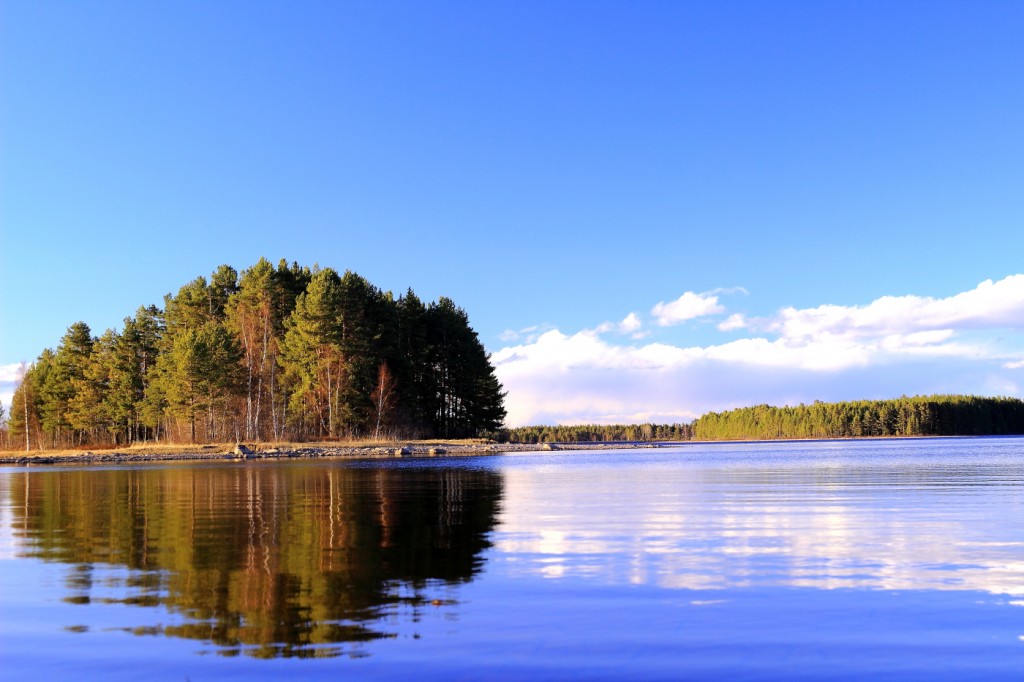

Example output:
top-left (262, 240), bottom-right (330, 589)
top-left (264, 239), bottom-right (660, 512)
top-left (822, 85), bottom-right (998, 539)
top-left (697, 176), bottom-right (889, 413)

top-left (0, 433), bottom-right (1008, 466)
top-left (0, 441), bottom-right (650, 466)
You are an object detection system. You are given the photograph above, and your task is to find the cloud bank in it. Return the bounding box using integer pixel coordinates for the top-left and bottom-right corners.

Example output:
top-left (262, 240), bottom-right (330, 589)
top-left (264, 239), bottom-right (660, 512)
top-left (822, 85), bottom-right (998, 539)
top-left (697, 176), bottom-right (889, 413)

top-left (493, 276), bottom-right (1024, 426)
top-left (0, 363), bottom-right (23, 419)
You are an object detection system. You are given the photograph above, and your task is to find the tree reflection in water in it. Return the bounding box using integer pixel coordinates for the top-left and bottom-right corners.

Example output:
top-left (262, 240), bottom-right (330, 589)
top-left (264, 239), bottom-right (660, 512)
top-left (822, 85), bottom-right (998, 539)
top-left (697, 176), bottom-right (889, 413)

top-left (9, 462), bottom-right (503, 658)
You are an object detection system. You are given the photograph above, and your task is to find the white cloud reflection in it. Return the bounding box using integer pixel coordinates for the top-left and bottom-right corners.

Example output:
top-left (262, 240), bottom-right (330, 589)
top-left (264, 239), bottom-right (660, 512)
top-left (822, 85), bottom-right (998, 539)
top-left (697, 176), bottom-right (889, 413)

top-left (493, 448), bottom-right (1024, 597)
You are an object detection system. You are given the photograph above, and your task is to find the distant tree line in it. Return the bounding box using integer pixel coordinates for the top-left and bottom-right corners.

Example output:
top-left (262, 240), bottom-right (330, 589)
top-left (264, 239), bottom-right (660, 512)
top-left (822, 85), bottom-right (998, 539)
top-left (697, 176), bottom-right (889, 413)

top-left (5, 259), bottom-right (506, 449)
top-left (500, 423), bottom-right (693, 444)
top-left (691, 395), bottom-right (1024, 441)
top-left (496, 395), bottom-right (1024, 445)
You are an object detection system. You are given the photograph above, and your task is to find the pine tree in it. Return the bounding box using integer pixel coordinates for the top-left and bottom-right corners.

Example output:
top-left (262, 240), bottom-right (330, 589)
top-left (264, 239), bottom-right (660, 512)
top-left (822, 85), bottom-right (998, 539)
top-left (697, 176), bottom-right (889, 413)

top-left (395, 289), bottom-right (430, 435)
top-left (121, 306), bottom-right (164, 442)
top-left (334, 271), bottom-right (396, 434)
top-left (37, 322), bottom-right (95, 447)
top-left (155, 270), bottom-right (243, 442)
top-left (67, 329), bottom-right (117, 441)
top-left (279, 268), bottom-right (346, 439)
top-left (424, 298), bottom-right (506, 438)
top-left (158, 322), bottom-right (243, 442)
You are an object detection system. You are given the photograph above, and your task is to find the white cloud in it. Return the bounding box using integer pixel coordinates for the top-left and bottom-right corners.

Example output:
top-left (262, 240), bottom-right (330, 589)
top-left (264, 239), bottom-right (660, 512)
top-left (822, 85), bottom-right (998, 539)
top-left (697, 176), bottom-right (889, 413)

top-left (717, 313), bottom-right (746, 332)
top-left (0, 363), bottom-right (23, 383)
top-left (651, 291), bottom-right (725, 326)
top-left (769, 275), bottom-right (1024, 342)
top-left (493, 329), bottom-right (1011, 426)
top-left (498, 324), bottom-right (552, 343)
top-left (619, 312), bottom-right (642, 334)
top-left (0, 364), bottom-right (21, 415)
top-left (591, 312), bottom-right (645, 337)
top-left (493, 276), bottom-right (1024, 426)
top-left (709, 286), bottom-right (749, 297)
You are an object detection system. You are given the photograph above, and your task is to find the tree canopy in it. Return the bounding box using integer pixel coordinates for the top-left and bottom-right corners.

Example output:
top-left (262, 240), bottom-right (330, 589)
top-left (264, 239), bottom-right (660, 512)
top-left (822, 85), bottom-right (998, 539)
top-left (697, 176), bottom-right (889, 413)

top-left (691, 395), bottom-right (1024, 441)
top-left (7, 259), bottom-right (506, 448)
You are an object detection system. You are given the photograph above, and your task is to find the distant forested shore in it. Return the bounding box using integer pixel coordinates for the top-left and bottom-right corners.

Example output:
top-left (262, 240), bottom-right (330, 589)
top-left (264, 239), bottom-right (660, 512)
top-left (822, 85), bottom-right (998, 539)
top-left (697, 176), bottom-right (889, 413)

top-left (501, 423), bottom-right (693, 444)
top-left (690, 395), bottom-right (1024, 440)
top-left (2, 259), bottom-right (506, 450)
top-left (499, 395), bottom-right (1024, 444)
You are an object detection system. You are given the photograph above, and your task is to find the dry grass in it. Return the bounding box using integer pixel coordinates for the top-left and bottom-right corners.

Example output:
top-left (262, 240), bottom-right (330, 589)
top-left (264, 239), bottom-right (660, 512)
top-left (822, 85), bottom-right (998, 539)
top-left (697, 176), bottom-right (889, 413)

top-left (0, 437), bottom-right (495, 459)
top-left (0, 443), bottom-right (224, 459)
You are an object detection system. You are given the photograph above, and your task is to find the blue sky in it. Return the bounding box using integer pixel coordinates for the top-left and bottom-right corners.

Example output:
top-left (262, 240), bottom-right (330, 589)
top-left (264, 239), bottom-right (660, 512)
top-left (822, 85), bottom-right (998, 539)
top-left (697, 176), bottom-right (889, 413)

top-left (2, 1), bottom-right (1023, 425)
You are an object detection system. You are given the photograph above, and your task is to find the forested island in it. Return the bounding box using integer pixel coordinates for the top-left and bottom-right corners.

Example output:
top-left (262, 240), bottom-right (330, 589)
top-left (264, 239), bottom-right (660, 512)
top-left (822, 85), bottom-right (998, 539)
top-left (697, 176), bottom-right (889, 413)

top-left (3, 259), bottom-right (506, 449)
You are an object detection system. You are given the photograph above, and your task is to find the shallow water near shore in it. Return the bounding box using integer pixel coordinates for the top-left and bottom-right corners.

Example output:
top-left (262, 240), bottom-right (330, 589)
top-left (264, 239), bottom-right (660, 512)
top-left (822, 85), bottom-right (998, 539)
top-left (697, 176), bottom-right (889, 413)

top-left (1, 437), bottom-right (1022, 680)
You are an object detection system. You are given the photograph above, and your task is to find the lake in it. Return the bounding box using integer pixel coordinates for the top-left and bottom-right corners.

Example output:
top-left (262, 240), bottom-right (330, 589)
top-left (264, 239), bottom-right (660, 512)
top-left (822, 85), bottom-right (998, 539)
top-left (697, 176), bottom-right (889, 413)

top-left (1, 437), bottom-right (1022, 680)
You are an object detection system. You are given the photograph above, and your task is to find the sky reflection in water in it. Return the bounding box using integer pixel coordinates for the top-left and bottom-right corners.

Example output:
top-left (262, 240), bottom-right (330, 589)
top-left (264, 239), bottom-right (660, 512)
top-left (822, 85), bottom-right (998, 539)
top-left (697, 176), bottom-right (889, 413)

top-left (1, 437), bottom-right (1022, 680)
top-left (494, 440), bottom-right (1024, 596)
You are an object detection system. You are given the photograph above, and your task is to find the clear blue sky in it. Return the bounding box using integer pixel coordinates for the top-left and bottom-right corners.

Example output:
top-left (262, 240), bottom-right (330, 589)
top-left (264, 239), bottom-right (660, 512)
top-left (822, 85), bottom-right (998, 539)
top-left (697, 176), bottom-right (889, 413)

top-left (3, 1), bottom-right (1023, 424)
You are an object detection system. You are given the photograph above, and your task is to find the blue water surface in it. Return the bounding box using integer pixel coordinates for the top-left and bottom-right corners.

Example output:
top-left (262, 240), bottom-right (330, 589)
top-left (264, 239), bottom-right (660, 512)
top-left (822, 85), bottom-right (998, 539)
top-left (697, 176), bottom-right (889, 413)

top-left (1, 437), bottom-right (1022, 680)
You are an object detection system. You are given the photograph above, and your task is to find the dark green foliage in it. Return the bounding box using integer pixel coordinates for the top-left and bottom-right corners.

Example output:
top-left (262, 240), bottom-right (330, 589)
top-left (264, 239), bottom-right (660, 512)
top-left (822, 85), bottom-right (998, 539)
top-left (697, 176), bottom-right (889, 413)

top-left (12, 259), bottom-right (505, 447)
top-left (157, 322), bottom-right (244, 442)
top-left (501, 423), bottom-right (693, 444)
top-left (691, 395), bottom-right (1024, 441)
top-left (422, 298), bottom-right (507, 438)
top-left (278, 268), bottom-right (346, 438)
top-left (225, 258), bottom-right (293, 441)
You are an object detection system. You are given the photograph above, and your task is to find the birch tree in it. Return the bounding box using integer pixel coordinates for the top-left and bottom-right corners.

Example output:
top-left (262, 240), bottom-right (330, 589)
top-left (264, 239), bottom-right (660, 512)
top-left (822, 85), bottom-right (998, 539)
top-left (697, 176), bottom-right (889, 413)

top-left (9, 362), bottom-right (35, 451)
top-left (369, 362), bottom-right (398, 440)
top-left (227, 258), bottom-right (284, 441)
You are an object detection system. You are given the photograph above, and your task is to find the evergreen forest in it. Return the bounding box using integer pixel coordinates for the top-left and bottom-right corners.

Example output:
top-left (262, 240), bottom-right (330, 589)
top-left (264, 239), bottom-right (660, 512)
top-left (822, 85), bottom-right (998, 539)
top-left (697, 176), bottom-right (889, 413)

top-left (5, 259), bottom-right (507, 448)
top-left (691, 395), bottom-right (1024, 441)
top-left (501, 423), bottom-right (693, 444)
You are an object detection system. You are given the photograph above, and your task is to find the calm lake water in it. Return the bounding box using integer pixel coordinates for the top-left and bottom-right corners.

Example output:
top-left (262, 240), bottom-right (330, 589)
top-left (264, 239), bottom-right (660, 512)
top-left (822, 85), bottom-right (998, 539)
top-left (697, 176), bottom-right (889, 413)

top-left (1, 437), bottom-right (1022, 680)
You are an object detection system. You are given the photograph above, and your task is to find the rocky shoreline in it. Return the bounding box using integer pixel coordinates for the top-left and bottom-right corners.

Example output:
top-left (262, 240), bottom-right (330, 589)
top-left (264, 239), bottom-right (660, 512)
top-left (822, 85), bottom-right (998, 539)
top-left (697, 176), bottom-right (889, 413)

top-left (0, 441), bottom-right (655, 466)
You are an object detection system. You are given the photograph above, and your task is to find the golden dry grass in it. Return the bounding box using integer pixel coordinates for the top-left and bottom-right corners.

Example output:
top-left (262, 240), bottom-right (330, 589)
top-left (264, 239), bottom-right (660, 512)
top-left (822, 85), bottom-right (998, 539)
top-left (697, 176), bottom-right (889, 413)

top-left (0, 437), bottom-right (494, 459)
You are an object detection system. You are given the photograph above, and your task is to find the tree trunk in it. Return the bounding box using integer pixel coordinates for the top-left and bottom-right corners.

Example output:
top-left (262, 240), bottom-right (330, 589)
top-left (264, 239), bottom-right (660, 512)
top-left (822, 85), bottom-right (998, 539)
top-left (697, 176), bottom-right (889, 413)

top-left (23, 388), bottom-right (30, 452)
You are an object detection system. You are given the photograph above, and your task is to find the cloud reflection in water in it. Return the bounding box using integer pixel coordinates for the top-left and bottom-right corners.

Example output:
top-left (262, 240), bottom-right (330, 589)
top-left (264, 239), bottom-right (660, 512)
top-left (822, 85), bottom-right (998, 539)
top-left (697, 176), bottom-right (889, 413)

top-left (494, 443), bottom-right (1024, 596)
